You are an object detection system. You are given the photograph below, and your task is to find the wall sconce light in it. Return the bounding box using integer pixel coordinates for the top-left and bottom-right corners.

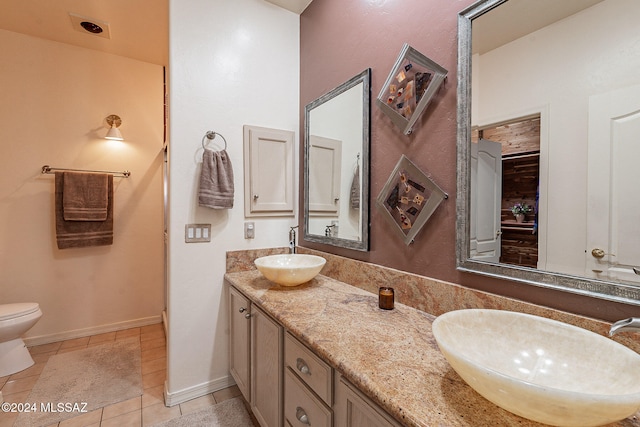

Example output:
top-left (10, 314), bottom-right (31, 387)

top-left (105, 114), bottom-right (124, 141)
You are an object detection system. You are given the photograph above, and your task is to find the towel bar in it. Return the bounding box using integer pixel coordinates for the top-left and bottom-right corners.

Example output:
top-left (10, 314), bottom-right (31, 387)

top-left (41, 165), bottom-right (131, 178)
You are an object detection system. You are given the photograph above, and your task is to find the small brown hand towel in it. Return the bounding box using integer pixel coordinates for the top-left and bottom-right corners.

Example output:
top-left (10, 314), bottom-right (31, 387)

top-left (350, 164), bottom-right (360, 209)
top-left (199, 149), bottom-right (234, 209)
top-left (62, 172), bottom-right (109, 221)
top-left (55, 172), bottom-right (114, 249)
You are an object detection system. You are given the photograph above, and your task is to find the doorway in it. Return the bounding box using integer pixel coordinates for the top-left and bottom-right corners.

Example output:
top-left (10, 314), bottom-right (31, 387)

top-left (475, 116), bottom-right (540, 268)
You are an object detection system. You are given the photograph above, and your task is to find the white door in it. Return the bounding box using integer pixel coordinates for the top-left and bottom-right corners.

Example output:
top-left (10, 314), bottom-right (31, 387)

top-left (308, 135), bottom-right (342, 215)
top-left (470, 139), bottom-right (502, 262)
top-left (587, 84), bottom-right (640, 284)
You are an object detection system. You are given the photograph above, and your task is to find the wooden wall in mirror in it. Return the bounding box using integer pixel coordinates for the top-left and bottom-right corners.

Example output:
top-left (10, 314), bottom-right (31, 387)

top-left (457, 0), bottom-right (640, 305)
top-left (304, 69), bottom-right (371, 251)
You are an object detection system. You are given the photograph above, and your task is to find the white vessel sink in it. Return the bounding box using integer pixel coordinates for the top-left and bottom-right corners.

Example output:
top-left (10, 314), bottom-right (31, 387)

top-left (432, 309), bottom-right (640, 426)
top-left (254, 254), bottom-right (326, 287)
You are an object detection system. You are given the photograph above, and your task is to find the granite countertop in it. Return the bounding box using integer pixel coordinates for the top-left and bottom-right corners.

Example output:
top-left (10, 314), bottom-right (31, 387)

top-left (225, 270), bottom-right (639, 427)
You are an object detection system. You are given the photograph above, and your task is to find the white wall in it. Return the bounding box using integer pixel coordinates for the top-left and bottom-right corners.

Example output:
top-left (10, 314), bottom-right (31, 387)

top-left (472, 0), bottom-right (640, 276)
top-left (167, 0), bottom-right (300, 404)
top-left (0, 30), bottom-right (165, 343)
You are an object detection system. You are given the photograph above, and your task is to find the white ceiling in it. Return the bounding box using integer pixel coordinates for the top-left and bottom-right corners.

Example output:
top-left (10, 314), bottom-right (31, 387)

top-left (264, 0), bottom-right (313, 14)
top-left (472, 0), bottom-right (604, 54)
top-left (0, 0), bottom-right (314, 67)
top-left (0, 0), bottom-right (168, 66)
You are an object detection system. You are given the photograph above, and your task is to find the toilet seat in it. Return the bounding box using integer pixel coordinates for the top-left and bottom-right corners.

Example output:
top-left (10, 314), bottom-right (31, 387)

top-left (0, 303), bottom-right (40, 321)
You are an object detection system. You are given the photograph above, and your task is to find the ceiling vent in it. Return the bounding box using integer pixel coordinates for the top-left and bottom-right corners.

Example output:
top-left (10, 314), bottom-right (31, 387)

top-left (69, 13), bottom-right (111, 39)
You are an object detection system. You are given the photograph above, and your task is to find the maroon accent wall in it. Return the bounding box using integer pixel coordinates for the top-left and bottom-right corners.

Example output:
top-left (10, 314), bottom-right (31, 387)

top-left (299, 0), bottom-right (637, 321)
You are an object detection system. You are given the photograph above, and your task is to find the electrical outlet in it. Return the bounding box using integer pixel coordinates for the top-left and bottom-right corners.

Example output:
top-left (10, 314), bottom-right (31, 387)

top-left (185, 224), bottom-right (211, 242)
top-left (245, 222), bottom-right (255, 239)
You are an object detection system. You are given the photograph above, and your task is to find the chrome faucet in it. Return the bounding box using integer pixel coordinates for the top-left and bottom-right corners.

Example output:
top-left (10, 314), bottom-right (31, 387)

top-left (289, 226), bottom-right (299, 254)
top-left (609, 318), bottom-right (640, 336)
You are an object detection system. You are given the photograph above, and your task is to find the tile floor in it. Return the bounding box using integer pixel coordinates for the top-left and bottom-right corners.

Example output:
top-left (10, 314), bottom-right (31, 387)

top-left (0, 324), bottom-right (252, 427)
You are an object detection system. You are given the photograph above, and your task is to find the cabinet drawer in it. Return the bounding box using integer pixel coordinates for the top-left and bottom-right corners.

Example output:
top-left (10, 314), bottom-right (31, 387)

top-left (284, 332), bottom-right (333, 405)
top-left (285, 368), bottom-right (332, 427)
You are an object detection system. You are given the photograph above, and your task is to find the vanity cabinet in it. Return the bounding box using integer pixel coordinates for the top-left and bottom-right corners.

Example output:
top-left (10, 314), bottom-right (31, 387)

top-left (228, 284), bottom-right (283, 427)
top-left (229, 283), bottom-right (401, 427)
top-left (229, 285), bottom-right (251, 400)
top-left (284, 332), bottom-right (333, 427)
top-left (334, 374), bottom-right (402, 427)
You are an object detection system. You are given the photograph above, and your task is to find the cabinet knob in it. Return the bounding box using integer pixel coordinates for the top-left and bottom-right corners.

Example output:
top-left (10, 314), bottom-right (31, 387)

top-left (296, 407), bottom-right (310, 425)
top-left (296, 358), bottom-right (310, 375)
top-left (244, 313), bottom-right (252, 319)
top-left (239, 307), bottom-right (247, 313)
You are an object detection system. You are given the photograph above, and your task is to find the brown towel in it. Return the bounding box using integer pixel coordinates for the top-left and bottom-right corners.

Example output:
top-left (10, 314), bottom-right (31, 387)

top-left (55, 172), bottom-right (114, 249)
top-left (63, 172), bottom-right (109, 221)
top-left (350, 164), bottom-right (360, 209)
top-left (199, 149), bottom-right (234, 209)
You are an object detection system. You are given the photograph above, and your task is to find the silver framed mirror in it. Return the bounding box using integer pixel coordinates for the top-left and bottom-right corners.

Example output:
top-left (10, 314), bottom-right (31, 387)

top-left (456, 0), bottom-right (640, 305)
top-left (304, 69), bottom-right (371, 251)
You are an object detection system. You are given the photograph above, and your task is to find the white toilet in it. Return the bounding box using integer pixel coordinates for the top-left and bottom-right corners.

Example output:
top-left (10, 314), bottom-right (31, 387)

top-left (0, 303), bottom-right (42, 377)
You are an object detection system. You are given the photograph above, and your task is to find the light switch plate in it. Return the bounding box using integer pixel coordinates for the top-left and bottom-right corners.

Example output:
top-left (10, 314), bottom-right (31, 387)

top-left (185, 224), bottom-right (211, 243)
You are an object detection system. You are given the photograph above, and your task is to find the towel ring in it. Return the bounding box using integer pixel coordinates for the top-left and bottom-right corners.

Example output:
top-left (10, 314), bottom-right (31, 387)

top-left (202, 131), bottom-right (227, 151)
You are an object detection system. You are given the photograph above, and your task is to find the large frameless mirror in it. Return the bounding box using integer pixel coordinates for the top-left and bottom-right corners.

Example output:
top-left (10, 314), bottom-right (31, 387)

top-left (304, 69), bottom-right (371, 251)
top-left (457, 0), bottom-right (640, 305)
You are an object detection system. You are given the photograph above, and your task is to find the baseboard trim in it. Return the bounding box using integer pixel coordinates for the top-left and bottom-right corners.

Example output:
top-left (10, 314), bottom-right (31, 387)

top-left (24, 315), bottom-right (163, 347)
top-left (164, 375), bottom-right (236, 407)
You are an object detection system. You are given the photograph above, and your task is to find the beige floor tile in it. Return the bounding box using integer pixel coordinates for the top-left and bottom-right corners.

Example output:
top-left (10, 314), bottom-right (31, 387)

top-left (102, 396), bottom-right (141, 420)
top-left (141, 402), bottom-right (180, 427)
top-left (116, 328), bottom-right (140, 340)
top-left (213, 385), bottom-right (242, 403)
top-left (29, 341), bottom-right (62, 355)
top-left (142, 370), bottom-right (166, 389)
top-left (0, 412), bottom-right (19, 427)
top-left (141, 357), bottom-right (166, 376)
top-left (88, 332), bottom-right (116, 346)
top-left (101, 409), bottom-right (142, 427)
top-left (140, 346), bottom-right (165, 363)
top-left (140, 323), bottom-right (163, 335)
top-left (8, 361), bottom-right (45, 380)
top-left (140, 337), bottom-right (165, 352)
top-left (140, 329), bottom-right (164, 343)
top-left (58, 408), bottom-right (102, 427)
top-left (0, 375), bottom-right (38, 396)
top-left (179, 393), bottom-right (215, 415)
top-left (57, 345), bottom-right (87, 355)
top-left (31, 350), bottom-right (57, 364)
top-left (59, 336), bottom-right (91, 350)
top-left (1, 390), bottom-right (30, 404)
top-left (141, 385), bottom-right (165, 408)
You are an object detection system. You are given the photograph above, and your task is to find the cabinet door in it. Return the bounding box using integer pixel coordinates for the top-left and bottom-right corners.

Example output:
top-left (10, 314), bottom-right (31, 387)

top-left (243, 125), bottom-right (295, 217)
top-left (228, 285), bottom-right (251, 402)
top-left (334, 373), bottom-right (401, 427)
top-left (251, 305), bottom-right (283, 427)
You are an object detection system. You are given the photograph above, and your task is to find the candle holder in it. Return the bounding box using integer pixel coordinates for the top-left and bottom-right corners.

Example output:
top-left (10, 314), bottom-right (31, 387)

top-left (378, 287), bottom-right (395, 310)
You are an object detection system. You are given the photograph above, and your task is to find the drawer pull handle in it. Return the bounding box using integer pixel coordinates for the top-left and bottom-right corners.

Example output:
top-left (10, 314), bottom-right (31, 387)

top-left (296, 407), bottom-right (310, 425)
top-left (296, 358), bottom-right (310, 375)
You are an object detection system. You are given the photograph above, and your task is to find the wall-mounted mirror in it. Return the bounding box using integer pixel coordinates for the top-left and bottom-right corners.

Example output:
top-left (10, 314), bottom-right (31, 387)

top-left (304, 69), bottom-right (371, 251)
top-left (457, 0), bottom-right (640, 305)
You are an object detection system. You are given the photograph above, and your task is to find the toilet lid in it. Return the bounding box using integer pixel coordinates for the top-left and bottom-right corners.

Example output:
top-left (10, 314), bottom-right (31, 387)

top-left (0, 303), bottom-right (40, 321)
